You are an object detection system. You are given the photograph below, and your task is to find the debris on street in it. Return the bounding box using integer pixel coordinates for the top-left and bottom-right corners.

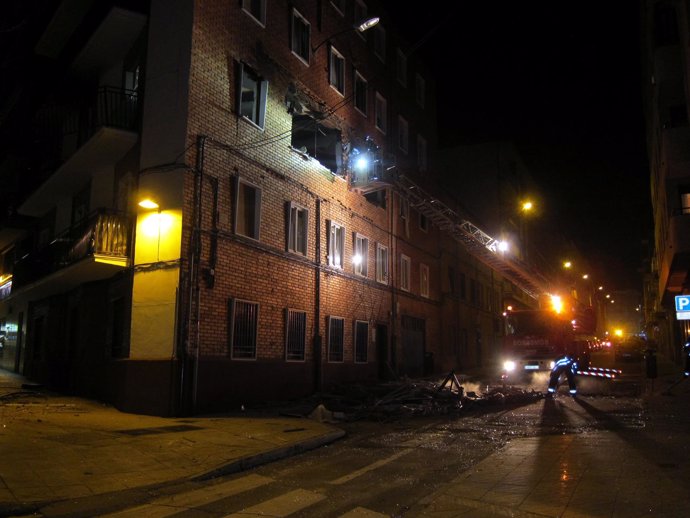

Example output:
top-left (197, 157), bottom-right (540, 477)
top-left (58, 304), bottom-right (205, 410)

top-left (293, 371), bottom-right (544, 422)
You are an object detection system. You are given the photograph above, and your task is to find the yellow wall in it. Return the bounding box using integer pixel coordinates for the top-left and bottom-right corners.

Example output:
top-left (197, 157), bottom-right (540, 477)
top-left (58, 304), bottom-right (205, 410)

top-left (130, 208), bottom-right (183, 359)
top-left (134, 209), bottom-right (183, 264)
top-left (130, 267), bottom-right (179, 359)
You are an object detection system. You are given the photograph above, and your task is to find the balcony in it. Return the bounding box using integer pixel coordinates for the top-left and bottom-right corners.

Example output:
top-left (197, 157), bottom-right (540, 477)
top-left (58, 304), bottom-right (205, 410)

top-left (10, 210), bottom-right (131, 300)
top-left (20, 87), bottom-right (140, 217)
top-left (660, 211), bottom-right (690, 295)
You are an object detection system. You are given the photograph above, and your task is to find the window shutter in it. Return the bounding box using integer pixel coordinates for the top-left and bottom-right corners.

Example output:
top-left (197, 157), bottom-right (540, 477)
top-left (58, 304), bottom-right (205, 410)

top-left (257, 78), bottom-right (268, 129)
top-left (234, 61), bottom-right (244, 116)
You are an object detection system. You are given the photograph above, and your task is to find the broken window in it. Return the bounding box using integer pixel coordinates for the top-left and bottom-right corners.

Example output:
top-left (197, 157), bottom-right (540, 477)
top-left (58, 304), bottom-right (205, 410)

top-left (291, 114), bottom-right (343, 174)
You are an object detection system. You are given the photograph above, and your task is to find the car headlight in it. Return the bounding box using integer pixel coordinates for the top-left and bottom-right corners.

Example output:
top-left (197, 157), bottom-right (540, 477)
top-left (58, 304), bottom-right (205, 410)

top-left (503, 360), bottom-right (516, 372)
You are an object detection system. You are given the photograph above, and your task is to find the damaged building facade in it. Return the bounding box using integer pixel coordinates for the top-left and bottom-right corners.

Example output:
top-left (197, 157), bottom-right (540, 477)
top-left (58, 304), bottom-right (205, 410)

top-left (0, 0), bottom-right (541, 416)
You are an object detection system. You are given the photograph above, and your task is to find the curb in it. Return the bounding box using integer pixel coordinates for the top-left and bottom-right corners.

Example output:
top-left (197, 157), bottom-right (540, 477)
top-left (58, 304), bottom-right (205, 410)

top-left (192, 429), bottom-right (346, 481)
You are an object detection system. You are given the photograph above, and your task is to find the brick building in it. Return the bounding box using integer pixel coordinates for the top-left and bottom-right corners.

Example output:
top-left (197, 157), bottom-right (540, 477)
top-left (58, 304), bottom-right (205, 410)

top-left (0, 0), bottom-right (546, 416)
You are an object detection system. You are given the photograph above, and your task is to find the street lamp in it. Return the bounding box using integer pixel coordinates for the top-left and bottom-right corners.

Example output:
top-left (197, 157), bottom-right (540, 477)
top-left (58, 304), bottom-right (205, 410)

top-left (312, 16), bottom-right (380, 54)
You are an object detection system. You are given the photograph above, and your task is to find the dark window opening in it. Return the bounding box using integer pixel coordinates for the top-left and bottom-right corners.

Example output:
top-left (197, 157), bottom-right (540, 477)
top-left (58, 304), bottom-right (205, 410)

top-left (364, 189), bottom-right (386, 208)
top-left (291, 115), bottom-right (343, 175)
top-left (654, 4), bottom-right (679, 47)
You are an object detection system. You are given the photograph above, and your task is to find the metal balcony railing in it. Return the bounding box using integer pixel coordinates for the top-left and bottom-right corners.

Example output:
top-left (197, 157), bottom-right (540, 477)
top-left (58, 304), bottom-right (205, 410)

top-left (35, 86), bottom-right (140, 156)
top-left (12, 209), bottom-right (131, 291)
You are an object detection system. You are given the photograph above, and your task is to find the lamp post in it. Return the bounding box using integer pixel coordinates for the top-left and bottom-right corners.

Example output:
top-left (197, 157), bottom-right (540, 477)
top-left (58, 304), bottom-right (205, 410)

top-left (311, 16), bottom-right (380, 54)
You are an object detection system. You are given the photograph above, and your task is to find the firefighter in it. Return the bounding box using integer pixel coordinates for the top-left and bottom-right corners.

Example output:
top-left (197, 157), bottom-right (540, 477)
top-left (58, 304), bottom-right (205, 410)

top-left (684, 341), bottom-right (690, 378)
top-left (547, 353), bottom-right (577, 397)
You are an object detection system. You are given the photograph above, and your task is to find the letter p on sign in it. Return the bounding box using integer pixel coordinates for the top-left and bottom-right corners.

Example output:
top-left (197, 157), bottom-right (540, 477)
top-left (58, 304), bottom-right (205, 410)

top-left (676, 295), bottom-right (690, 312)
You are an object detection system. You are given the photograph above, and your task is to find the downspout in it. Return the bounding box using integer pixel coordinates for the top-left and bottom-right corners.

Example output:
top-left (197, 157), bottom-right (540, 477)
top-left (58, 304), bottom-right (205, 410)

top-left (180, 134), bottom-right (205, 415)
top-left (314, 198), bottom-right (322, 391)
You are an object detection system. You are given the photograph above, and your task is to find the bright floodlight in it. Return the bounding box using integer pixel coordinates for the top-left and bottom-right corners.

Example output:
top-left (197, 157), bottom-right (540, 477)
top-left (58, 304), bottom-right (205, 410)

top-left (355, 155), bottom-right (369, 171)
top-left (498, 240), bottom-right (509, 252)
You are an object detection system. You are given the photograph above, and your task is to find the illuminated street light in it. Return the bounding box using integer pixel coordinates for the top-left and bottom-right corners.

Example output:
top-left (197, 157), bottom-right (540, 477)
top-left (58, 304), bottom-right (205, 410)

top-left (582, 274), bottom-right (589, 279)
top-left (139, 198), bottom-right (159, 210)
top-left (563, 261), bottom-right (572, 269)
top-left (521, 200), bottom-right (533, 212)
top-left (312, 16), bottom-right (380, 53)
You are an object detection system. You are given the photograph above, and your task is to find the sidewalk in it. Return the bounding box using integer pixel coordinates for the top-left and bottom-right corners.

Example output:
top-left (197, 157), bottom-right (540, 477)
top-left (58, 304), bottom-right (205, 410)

top-left (417, 357), bottom-right (690, 517)
top-left (0, 369), bottom-right (344, 516)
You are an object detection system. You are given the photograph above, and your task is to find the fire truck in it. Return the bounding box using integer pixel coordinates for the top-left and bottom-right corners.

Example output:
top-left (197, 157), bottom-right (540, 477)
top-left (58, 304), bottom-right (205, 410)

top-left (500, 297), bottom-right (594, 380)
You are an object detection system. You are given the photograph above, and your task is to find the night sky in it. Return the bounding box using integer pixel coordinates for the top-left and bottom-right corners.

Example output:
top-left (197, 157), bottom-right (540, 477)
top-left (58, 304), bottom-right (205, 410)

top-left (383, 2), bottom-right (651, 290)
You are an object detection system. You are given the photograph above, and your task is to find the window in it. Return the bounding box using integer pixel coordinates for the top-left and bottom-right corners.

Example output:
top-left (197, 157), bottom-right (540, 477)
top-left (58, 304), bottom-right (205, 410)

top-left (419, 212), bottom-right (428, 232)
top-left (242, 0), bottom-right (266, 26)
top-left (376, 243), bottom-right (389, 284)
top-left (396, 49), bottom-right (407, 86)
top-left (229, 299), bottom-right (258, 359)
top-left (355, 320), bottom-right (368, 363)
top-left (354, 233), bottom-right (369, 276)
top-left (417, 134), bottom-right (428, 172)
top-left (400, 254), bottom-right (411, 291)
top-left (328, 316), bottom-right (345, 362)
top-left (328, 221), bottom-right (345, 268)
top-left (398, 116), bottom-right (408, 154)
top-left (415, 74), bottom-right (425, 108)
top-left (329, 47), bottom-right (345, 95)
top-left (234, 177), bottom-right (261, 239)
top-left (287, 202), bottom-right (308, 255)
top-left (291, 9), bottom-right (310, 65)
top-left (286, 309), bottom-right (306, 361)
top-left (375, 93), bottom-right (387, 134)
top-left (373, 24), bottom-right (386, 62)
top-left (420, 263), bottom-right (429, 298)
top-left (354, 71), bottom-right (368, 116)
top-left (291, 115), bottom-right (343, 175)
top-left (354, 0), bottom-right (368, 40)
top-left (237, 62), bottom-right (268, 129)
top-left (399, 196), bottom-right (409, 236)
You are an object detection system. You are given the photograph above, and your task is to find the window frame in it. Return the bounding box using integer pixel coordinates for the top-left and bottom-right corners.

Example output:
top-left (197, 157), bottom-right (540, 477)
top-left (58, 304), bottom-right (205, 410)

top-left (236, 61), bottom-right (268, 130)
top-left (373, 24), bottom-right (386, 62)
top-left (329, 46), bottom-right (346, 96)
top-left (229, 298), bottom-right (259, 360)
top-left (285, 308), bottom-right (307, 361)
top-left (328, 316), bottom-right (345, 362)
top-left (354, 0), bottom-right (368, 40)
top-left (375, 92), bottom-right (387, 134)
top-left (287, 202), bottom-right (309, 256)
top-left (376, 243), bottom-right (389, 284)
top-left (354, 70), bottom-right (368, 116)
top-left (328, 220), bottom-right (345, 268)
top-left (398, 115), bottom-right (409, 154)
top-left (291, 8), bottom-right (311, 66)
top-left (234, 176), bottom-right (262, 240)
top-left (353, 233), bottom-right (369, 277)
top-left (241, 0), bottom-right (266, 27)
top-left (419, 212), bottom-right (428, 233)
top-left (354, 320), bottom-right (369, 363)
top-left (400, 254), bottom-right (411, 292)
top-left (420, 263), bottom-right (430, 298)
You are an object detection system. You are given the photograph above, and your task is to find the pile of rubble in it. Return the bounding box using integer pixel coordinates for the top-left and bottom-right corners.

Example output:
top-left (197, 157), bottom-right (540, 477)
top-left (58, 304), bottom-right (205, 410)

top-left (301, 371), bottom-right (544, 422)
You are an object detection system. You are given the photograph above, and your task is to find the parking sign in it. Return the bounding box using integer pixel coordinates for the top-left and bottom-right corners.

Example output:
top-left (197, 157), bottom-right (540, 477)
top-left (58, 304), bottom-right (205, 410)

top-left (676, 295), bottom-right (690, 313)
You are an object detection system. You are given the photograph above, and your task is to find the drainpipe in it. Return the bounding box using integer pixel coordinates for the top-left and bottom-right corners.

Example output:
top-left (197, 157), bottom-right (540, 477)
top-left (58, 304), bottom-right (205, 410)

top-left (314, 198), bottom-right (322, 391)
top-left (179, 134), bottom-right (205, 415)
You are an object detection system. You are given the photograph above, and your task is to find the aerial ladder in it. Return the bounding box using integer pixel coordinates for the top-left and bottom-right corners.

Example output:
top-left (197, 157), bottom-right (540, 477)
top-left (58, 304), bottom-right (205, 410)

top-left (394, 174), bottom-right (549, 300)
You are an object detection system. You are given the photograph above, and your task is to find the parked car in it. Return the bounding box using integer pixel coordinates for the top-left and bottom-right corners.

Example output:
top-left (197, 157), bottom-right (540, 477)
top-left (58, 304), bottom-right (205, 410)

top-left (615, 336), bottom-right (646, 362)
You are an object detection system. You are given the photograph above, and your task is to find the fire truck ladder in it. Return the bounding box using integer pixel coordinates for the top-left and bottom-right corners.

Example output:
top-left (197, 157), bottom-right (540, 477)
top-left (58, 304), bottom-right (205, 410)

top-left (396, 175), bottom-right (548, 300)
